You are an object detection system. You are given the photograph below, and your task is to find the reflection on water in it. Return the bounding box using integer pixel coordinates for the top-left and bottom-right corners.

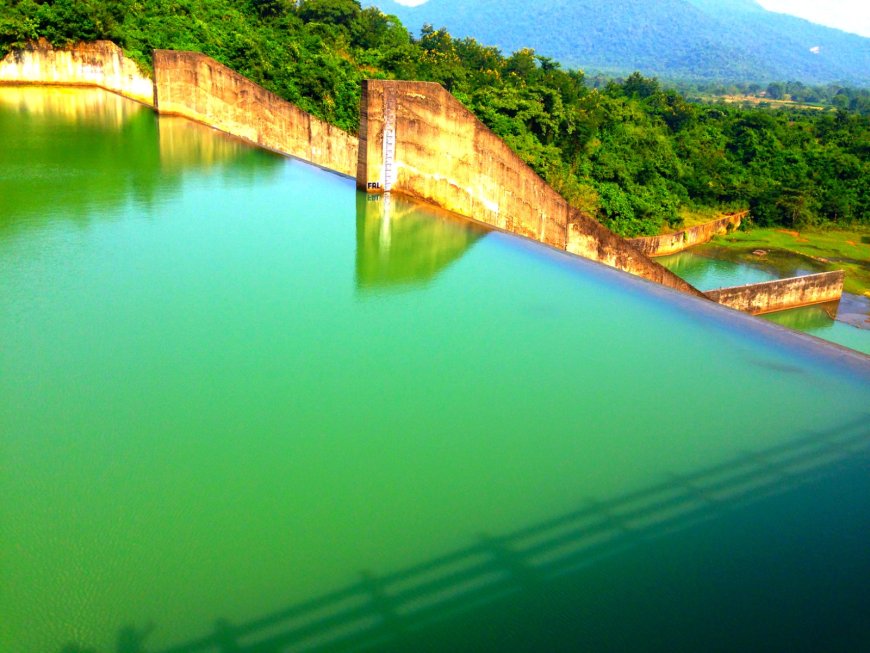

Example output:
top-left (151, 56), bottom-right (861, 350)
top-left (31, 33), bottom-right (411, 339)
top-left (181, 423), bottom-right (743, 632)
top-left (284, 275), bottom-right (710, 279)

top-left (0, 86), bottom-right (281, 233)
top-left (762, 294), bottom-right (870, 355)
top-left (157, 115), bottom-right (271, 173)
top-left (0, 85), bottom-right (144, 125)
top-left (657, 250), bottom-right (777, 290)
top-left (764, 302), bottom-right (840, 331)
top-left (663, 243), bottom-right (829, 285)
top-left (355, 193), bottom-right (488, 291)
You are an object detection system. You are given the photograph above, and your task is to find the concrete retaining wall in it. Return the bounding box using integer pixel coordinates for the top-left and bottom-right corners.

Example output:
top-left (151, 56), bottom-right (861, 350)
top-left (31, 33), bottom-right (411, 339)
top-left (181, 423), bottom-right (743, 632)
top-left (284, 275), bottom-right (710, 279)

top-left (705, 271), bottom-right (845, 315)
top-left (358, 80), bottom-right (568, 247)
top-left (564, 215), bottom-right (703, 295)
top-left (153, 50), bottom-right (358, 177)
top-left (357, 79), bottom-right (703, 297)
top-left (0, 39), bottom-right (155, 106)
top-left (628, 212), bottom-right (747, 257)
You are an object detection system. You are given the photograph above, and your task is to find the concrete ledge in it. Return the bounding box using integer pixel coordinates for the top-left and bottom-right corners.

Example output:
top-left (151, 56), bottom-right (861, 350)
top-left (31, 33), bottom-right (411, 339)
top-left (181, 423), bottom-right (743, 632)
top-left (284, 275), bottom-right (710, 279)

top-left (705, 270), bottom-right (846, 315)
top-left (0, 39), bottom-right (155, 107)
top-left (628, 212), bottom-right (747, 257)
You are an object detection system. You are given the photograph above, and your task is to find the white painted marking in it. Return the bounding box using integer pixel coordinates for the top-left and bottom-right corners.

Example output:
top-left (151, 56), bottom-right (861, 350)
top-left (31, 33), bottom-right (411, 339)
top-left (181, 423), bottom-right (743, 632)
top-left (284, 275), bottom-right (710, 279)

top-left (382, 90), bottom-right (397, 192)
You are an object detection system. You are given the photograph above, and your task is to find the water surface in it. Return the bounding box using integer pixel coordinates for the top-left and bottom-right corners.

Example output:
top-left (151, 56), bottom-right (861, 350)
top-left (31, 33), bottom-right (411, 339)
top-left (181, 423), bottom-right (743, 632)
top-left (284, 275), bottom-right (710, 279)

top-left (1, 87), bottom-right (869, 653)
top-left (659, 249), bottom-right (870, 354)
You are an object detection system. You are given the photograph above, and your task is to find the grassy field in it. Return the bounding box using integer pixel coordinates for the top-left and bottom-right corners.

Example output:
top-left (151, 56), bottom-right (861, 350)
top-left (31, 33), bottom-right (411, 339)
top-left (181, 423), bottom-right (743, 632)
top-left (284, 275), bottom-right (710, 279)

top-left (695, 95), bottom-right (830, 112)
top-left (706, 227), bottom-right (870, 296)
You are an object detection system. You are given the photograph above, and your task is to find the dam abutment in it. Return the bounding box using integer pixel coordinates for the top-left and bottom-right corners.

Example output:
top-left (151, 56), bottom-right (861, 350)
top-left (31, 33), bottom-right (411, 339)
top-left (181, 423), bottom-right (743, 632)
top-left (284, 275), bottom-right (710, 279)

top-left (356, 79), bottom-right (704, 297)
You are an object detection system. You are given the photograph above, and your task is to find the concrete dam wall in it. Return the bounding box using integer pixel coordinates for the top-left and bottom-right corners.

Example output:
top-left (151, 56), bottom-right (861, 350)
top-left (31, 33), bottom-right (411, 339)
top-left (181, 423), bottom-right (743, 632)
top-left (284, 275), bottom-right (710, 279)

top-left (0, 39), bottom-right (155, 107)
top-left (628, 212), bottom-right (747, 257)
top-left (357, 79), bottom-right (704, 298)
top-left (153, 50), bottom-right (358, 177)
top-left (704, 271), bottom-right (846, 315)
top-left (0, 43), bottom-right (848, 316)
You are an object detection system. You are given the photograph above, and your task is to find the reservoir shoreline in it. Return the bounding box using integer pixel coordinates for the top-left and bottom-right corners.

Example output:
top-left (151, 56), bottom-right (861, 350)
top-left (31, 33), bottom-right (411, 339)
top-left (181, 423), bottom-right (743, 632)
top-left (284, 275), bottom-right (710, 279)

top-left (0, 42), bottom-right (861, 333)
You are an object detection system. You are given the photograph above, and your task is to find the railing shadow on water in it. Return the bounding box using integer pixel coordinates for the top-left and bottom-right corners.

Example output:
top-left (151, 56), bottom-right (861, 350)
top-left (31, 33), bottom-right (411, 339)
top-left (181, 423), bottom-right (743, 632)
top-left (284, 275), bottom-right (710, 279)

top-left (62, 415), bottom-right (870, 653)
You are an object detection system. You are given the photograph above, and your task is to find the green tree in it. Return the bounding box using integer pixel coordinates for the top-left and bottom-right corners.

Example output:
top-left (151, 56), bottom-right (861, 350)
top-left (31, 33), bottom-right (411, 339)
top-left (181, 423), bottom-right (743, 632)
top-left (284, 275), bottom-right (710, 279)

top-left (296, 0), bottom-right (360, 26)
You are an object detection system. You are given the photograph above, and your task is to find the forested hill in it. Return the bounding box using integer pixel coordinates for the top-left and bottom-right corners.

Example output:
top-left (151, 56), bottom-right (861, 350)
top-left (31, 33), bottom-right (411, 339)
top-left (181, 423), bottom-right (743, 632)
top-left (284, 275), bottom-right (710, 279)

top-left (371, 0), bottom-right (870, 85)
top-left (1, 0), bottom-right (867, 237)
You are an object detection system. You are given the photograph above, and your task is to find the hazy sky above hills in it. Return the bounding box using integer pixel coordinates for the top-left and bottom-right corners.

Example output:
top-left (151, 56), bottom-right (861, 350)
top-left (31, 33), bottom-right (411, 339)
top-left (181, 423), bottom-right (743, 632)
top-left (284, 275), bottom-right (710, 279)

top-left (390, 0), bottom-right (870, 38)
top-left (758, 1), bottom-right (869, 37)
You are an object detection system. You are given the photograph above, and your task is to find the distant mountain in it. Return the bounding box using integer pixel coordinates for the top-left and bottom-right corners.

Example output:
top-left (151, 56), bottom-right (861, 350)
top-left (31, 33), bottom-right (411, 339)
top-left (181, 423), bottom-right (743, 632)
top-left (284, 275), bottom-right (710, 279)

top-left (370, 0), bottom-right (870, 85)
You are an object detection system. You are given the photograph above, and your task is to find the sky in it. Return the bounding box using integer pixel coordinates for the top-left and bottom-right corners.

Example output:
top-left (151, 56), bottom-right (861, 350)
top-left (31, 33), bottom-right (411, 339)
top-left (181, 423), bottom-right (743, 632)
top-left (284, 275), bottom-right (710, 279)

top-left (757, 0), bottom-right (869, 37)
top-left (391, 0), bottom-right (870, 38)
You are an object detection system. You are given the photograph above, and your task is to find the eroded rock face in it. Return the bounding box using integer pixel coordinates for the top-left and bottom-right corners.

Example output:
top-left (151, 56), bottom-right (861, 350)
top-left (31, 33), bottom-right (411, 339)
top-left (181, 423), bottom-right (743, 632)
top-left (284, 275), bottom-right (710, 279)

top-left (0, 39), bottom-right (155, 107)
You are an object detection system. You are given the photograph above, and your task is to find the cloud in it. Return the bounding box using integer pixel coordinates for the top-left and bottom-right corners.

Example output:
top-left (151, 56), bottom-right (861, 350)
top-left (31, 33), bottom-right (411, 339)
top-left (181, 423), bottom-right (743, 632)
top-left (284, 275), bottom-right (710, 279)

top-left (756, 0), bottom-right (870, 38)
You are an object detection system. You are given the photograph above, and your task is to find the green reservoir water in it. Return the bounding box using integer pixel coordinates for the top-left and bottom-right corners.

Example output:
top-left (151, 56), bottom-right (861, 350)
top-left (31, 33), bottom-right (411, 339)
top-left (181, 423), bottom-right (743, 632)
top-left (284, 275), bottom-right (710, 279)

top-left (660, 250), bottom-right (870, 355)
top-left (658, 250), bottom-right (781, 290)
top-left (2, 87), bottom-right (869, 653)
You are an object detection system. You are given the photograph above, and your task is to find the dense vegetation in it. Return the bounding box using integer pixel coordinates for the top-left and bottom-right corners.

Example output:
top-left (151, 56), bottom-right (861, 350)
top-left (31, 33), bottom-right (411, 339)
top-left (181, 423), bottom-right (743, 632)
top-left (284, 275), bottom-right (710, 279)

top-left (375, 0), bottom-right (870, 86)
top-left (597, 79), bottom-right (870, 117)
top-left (738, 82), bottom-right (869, 113)
top-left (1, 0), bottom-right (867, 236)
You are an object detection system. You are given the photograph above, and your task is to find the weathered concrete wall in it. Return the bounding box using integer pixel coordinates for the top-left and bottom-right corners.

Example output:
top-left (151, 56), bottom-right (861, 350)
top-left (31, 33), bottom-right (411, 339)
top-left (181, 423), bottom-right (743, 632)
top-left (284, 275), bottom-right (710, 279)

top-left (0, 39), bottom-right (154, 106)
top-left (358, 79), bottom-right (704, 297)
top-left (705, 271), bottom-right (845, 315)
top-left (153, 50), bottom-right (357, 177)
top-left (358, 80), bottom-right (568, 247)
top-left (628, 212), bottom-right (747, 257)
top-left (566, 213), bottom-right (705, 296)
